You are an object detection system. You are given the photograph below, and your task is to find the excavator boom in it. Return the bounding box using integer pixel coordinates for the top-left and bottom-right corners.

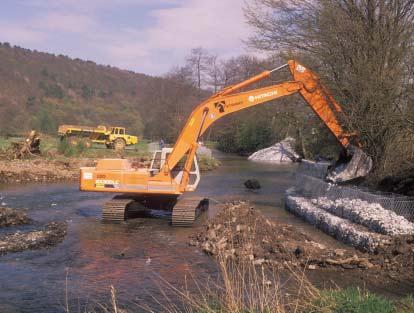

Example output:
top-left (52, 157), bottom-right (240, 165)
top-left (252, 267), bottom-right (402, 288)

top-left (160, 60), bottom-right (371, 182)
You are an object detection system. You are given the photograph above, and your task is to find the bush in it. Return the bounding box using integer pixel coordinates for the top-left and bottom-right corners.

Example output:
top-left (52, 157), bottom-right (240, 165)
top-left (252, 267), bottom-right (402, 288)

top-left (217, 119), bottom-right (273, 155)
top-left (198, 154), bottom-right (220, 171)
top-left (216, 128), bottom-right (238, 153)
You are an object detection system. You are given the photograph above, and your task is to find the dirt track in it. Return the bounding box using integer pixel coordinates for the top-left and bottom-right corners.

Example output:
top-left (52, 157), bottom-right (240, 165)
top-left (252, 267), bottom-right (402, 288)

top-left (191, 202), bottom-right (414, 281)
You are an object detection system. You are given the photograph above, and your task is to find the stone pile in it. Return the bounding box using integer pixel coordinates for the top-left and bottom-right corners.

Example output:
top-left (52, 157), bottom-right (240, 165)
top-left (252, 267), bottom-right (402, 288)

top-left (248, 137), bottom-right (299, 163)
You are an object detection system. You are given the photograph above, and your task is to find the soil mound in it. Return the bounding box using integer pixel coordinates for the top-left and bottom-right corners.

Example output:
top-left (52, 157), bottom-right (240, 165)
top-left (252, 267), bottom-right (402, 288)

top-left (0, 221), bottom-right (67, 255)
top-left (0, 207), bottom-right (31, 227)
top-left (191, 202), bottom-right (414, 280)
top-left (190, 202), bottom-right (372, 270)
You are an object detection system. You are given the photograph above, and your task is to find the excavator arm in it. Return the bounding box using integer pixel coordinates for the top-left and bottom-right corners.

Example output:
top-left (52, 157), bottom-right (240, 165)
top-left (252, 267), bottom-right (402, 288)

top-left (79, 59), bottom-right (373, 225)
top-left (159, 60), bottom-right (371, 184)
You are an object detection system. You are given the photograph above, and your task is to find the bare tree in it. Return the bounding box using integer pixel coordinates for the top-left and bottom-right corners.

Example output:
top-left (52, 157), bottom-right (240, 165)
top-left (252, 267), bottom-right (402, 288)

top-left (206, 54), bottom-right (222, 92)
top-left (185, 47), bottom-right (211, 92)
top-left (245, 0), bottom-right (414, 179)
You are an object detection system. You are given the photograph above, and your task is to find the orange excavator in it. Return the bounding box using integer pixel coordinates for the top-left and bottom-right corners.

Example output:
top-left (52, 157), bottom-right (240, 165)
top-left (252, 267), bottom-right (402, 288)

top-left (80, 60), bottom-right (372, 226)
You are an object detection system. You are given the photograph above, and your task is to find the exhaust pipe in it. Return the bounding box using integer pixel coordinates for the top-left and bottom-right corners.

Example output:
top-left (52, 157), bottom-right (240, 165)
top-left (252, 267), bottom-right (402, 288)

top-left (327, 146), bottom-right (373, 183)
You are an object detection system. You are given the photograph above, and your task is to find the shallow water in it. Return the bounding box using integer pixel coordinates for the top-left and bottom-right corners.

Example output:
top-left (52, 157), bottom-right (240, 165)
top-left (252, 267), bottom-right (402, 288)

top-left (0, 153), bottom-right (411, 312)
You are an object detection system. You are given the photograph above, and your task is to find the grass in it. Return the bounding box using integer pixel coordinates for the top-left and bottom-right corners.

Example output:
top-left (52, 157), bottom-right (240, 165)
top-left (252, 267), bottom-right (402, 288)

top-left (396, 295), bottom-right (414, 313)
top-left (308, 287), bottom-right (395, 313)
top-left (140, 259), bottom-right (413, 313)
top-left (136, 256), bottom-right (320, 313)
top-left (0, 136), bottom-right (25, 152)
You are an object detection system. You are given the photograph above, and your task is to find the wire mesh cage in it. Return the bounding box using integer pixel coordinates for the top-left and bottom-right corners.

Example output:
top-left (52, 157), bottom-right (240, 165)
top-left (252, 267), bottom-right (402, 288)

top-left (295, 161), bottom-right (414, 221)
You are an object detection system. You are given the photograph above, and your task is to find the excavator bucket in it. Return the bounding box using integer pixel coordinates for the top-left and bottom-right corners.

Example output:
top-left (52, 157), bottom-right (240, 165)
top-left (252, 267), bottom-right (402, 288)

top-left (327, 146), bottom-right (373, 183)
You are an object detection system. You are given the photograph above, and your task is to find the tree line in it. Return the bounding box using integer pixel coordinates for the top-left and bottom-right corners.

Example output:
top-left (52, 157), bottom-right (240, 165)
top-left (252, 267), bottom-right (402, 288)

top-left (168, 0), bottom-right (414, 183)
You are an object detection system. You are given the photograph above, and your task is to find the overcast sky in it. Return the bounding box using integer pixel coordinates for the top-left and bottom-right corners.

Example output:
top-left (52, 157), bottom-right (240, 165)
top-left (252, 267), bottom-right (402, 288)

top-left (0, 0), bottom-right (254, 75)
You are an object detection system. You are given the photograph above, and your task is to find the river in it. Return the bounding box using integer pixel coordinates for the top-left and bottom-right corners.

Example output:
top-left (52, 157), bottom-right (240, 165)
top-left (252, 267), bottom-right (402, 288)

top-left (0, 153), bottom-right (411, 312)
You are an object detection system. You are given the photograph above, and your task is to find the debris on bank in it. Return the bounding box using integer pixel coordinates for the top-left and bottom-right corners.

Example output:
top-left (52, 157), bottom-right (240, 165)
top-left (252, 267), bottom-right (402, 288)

top-left (7, 130), bottom-right (41, 159)
top-left (248, 137), bottom-right (299, 163)
top-left (191, 202), bottom-right (414, 278)
top-left (190, 202), bottom-right (373, 270)
top-left (0, 207), bottom-right (31, 227)
top-left (0, 208), bottom-right (67, 255)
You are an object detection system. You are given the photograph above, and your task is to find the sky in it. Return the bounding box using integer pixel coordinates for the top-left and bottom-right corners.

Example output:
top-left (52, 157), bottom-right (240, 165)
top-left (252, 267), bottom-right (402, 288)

top-left (0, 0), bottom-right (254, 75)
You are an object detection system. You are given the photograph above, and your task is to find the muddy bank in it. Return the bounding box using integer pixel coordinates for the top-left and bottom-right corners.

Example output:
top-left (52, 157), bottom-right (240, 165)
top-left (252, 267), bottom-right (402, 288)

top-left (0, 208), bottom-right (67, 255)
top-left (191, 202), bottom-right (414, 281)
top-left (0, 158), bottom-right (94, 184)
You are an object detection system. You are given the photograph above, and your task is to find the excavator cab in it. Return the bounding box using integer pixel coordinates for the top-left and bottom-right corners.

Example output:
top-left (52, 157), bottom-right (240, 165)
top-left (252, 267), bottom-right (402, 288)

top-left (149, 148), bottom-right (201, 191)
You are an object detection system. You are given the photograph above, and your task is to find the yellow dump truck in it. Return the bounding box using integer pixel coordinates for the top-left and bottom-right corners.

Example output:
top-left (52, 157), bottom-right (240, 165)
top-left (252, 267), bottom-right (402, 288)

top-left (58, 125), bottom-right (138, 151)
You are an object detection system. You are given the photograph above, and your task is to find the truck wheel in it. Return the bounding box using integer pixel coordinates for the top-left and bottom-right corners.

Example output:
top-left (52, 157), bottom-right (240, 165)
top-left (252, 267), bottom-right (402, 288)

top-left (114, 138), bottom-right (126, 152)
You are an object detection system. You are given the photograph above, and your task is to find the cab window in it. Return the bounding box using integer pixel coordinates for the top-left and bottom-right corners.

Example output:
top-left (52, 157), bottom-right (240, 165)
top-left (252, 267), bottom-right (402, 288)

top-left (119, 128), bottom-right (125, 135)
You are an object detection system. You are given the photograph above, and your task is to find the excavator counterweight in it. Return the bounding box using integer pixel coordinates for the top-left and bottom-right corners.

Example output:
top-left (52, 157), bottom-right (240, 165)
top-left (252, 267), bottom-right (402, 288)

top-left (80, 60), bottom-right (373, 225)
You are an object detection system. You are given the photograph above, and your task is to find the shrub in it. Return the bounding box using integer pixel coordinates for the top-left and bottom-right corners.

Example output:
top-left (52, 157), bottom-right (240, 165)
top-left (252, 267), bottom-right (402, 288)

top-left (198, 154), bottom-right (220, 171)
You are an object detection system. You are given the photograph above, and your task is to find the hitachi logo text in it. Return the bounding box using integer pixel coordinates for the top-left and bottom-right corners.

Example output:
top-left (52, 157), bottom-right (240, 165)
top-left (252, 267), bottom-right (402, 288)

top-left (248, 90), bottom-right (278, 102)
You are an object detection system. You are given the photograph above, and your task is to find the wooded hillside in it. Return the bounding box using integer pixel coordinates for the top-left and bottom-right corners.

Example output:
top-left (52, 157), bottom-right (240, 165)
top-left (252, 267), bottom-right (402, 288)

top-left (0, 42), bottom-right (200, 140)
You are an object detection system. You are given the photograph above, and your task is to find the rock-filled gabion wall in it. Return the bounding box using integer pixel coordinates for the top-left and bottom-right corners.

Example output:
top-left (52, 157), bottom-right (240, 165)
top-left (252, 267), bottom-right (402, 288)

top-left (285, 188), bottom-right (394, 253)
top-left (310, 197), bottom-right (414, 236)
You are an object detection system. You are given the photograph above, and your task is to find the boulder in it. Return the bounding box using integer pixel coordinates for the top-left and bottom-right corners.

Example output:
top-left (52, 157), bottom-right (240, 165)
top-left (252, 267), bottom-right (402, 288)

top-left (244, 179), bottom-right (261, 190)
top-left (248, 137), bottom-right (300, 163)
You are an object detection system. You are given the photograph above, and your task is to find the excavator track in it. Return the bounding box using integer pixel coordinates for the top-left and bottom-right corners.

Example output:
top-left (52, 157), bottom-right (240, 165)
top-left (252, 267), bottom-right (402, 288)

top-left (172, 196), bottom-right (208, 227)
top-left (102, 198), bottom-right (133, 222)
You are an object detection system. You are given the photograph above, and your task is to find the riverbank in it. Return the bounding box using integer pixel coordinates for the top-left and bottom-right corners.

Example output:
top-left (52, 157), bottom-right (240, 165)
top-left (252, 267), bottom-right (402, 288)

top-left (191, 202), bottom-right (414, 283)
top-left (0, 158), bottom-right (93, 183)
